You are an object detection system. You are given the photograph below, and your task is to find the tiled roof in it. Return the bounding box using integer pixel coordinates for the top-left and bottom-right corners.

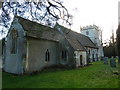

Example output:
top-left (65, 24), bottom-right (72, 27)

top-left (15, 16), bottom-right (61, 42)
top-left (14, 16), bottom-right (97, 51)
top-left (66, 35), bottom-right (86, 51)
top-left (68, 30), bottom-right (98, 48)
top-left (54, 24), bottom-right (98, 49)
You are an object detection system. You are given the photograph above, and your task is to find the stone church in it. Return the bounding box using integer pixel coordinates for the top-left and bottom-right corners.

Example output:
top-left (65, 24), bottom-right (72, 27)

top-left (2, 16), bottom-right (98, 74)
top-left (80, 25), bottom-right (104, 61)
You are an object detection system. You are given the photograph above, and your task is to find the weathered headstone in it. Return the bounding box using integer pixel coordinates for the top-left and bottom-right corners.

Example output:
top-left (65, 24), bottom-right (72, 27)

top-left (104, 57), bottom-right (108, 64)
top-left (110, 58), bottom-right (116, 67)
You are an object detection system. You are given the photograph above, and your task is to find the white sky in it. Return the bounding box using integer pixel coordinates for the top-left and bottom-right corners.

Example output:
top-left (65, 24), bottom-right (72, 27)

top-left (0, 0), bottom-right (119, 41)
top-left (63, 0), bottom-right (119, 42)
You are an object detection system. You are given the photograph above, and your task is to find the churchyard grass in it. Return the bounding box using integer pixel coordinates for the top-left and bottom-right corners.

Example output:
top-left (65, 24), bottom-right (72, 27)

top-left (2, 61), bottom-right (118, 88)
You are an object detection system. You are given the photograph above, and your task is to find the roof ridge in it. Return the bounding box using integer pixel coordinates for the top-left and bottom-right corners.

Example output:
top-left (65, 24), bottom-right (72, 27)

top-left (14, 16), bottom-right (53, 30)
top-left (11, 15), bottom-right (61, 42)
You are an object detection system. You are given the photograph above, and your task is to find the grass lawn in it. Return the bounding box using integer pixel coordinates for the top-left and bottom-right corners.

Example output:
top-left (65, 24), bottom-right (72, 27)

top-left (2, 61), bottom-right (119, 88)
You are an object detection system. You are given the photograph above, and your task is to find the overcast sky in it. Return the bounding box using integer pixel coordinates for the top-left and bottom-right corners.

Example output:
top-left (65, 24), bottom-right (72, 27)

top-left (0, 0), bottom-right (119, 41)
top-left (63, 0), bottom-right (119, 41)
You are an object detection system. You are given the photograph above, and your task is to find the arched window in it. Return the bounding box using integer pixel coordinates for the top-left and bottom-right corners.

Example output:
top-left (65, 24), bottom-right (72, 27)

top-left (64, 51), bottom-right (67, 59)
top-left (11, 29), bottom-right (18, 54)
top-left (45, 49), bottom-right (50, 62)
top-left (61, 50), bottom-right (67, 61)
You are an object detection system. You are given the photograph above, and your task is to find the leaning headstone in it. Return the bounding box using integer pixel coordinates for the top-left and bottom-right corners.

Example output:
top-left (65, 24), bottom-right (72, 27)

top-left (110, 58), bottom-right (116, 67)
top-left (104, 57), bottom-right (108, 64)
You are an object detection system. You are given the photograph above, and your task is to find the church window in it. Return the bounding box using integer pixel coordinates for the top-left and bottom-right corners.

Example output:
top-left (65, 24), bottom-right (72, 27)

top-left (64, 51), bottom-right (67, 59)
top-left (11, 29), bottom-right (18, 54)
top-left (45, 49), bottom-right (50, 62)
top-left (62, 50), bottom-right (67, 60)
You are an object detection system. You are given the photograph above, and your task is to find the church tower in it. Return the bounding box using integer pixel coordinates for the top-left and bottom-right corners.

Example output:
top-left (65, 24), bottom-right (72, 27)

top-left (80, 25), bottom-right (104, 60)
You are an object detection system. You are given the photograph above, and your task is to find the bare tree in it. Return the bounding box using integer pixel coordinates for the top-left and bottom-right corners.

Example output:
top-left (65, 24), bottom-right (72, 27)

top-left (0, 0), bottom-right (72, 36)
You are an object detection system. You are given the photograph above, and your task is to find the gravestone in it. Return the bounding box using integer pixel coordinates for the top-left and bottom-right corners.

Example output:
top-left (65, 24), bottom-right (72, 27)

top-left (110, 58), bottom-right (116, 67)
top-left (104, 57), bottom-right (108, 64)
